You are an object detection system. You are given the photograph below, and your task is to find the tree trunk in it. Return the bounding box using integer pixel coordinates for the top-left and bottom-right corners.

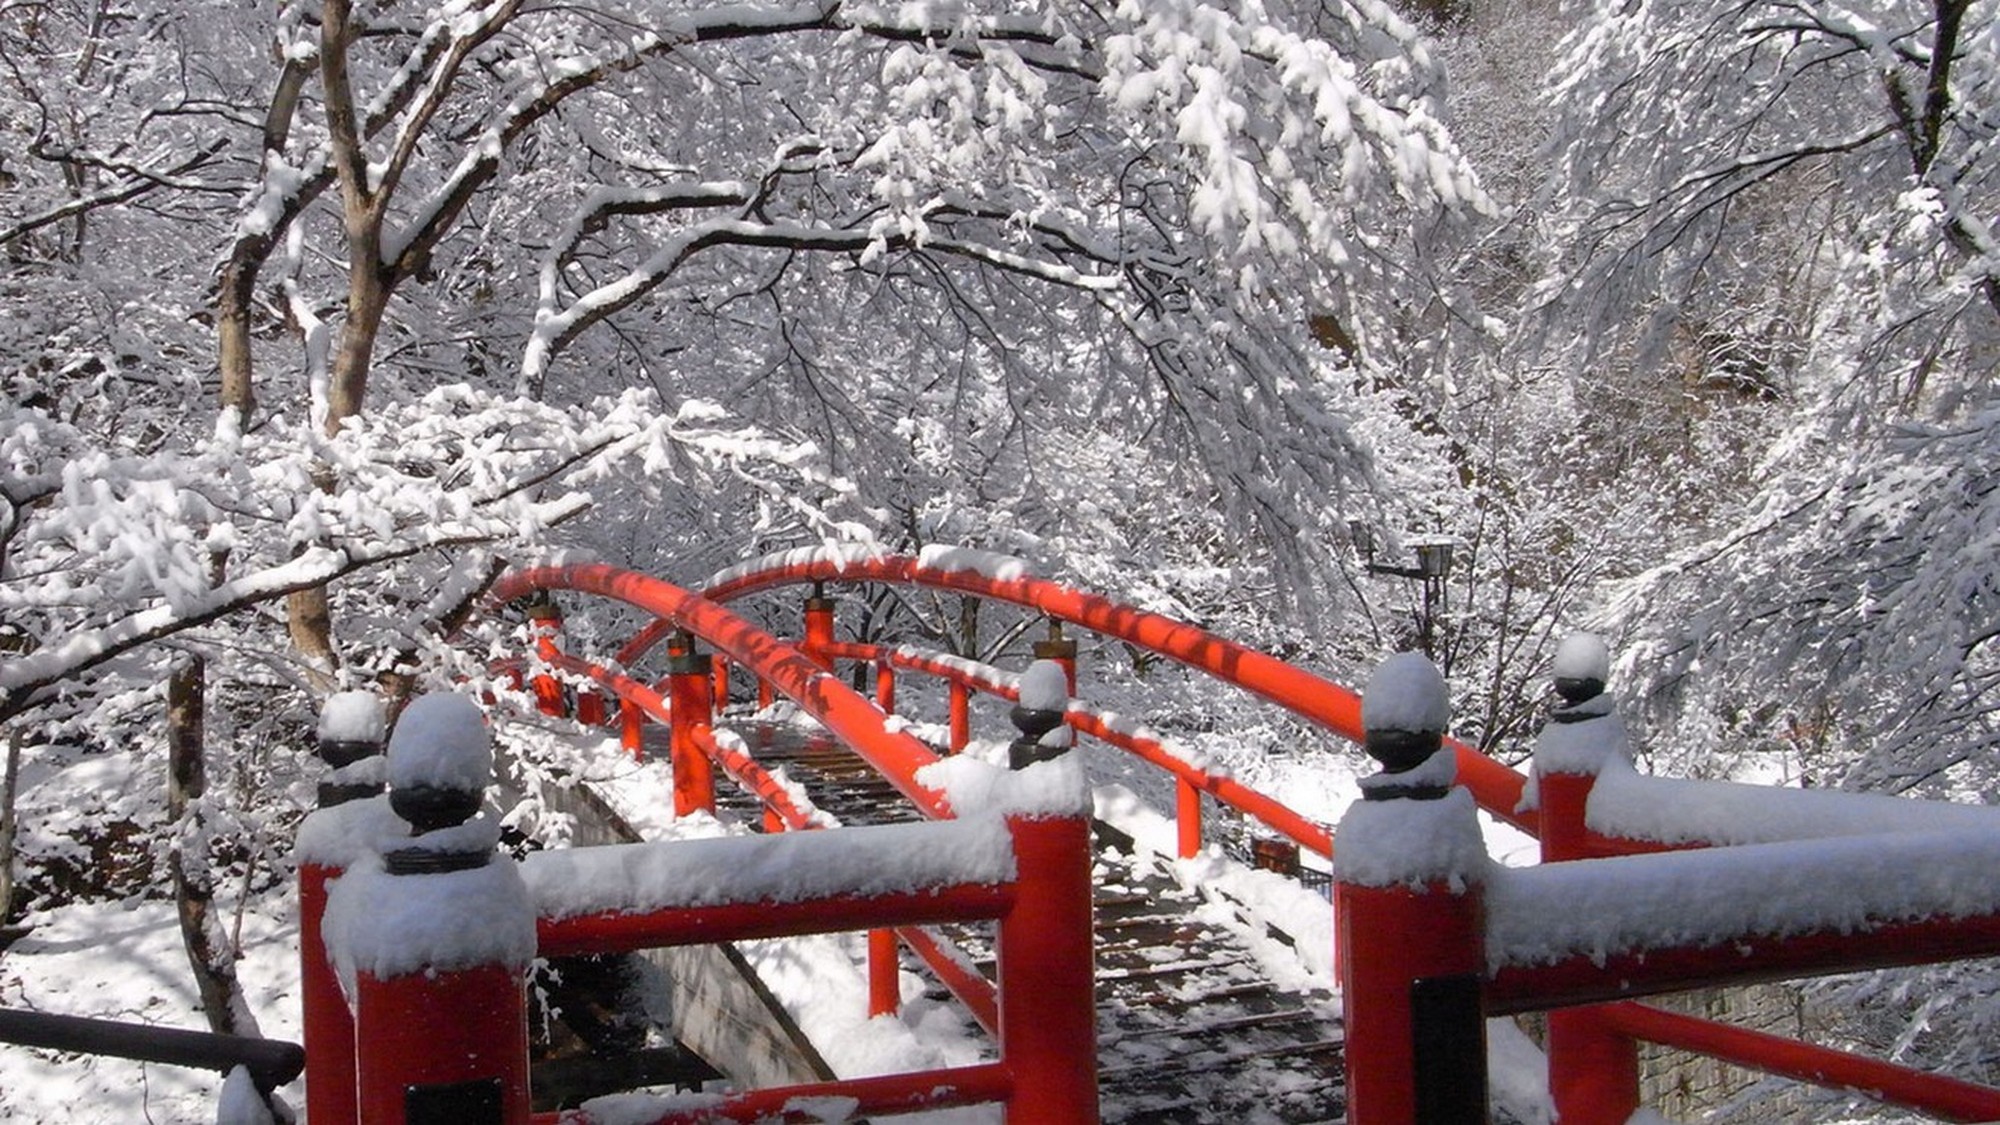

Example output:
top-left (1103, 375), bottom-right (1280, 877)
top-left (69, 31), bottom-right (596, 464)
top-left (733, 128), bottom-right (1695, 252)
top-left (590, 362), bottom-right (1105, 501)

top-left (167, 652), bottom-right (259, 1038)
top-left (0, 727), bottom-right (21, 925)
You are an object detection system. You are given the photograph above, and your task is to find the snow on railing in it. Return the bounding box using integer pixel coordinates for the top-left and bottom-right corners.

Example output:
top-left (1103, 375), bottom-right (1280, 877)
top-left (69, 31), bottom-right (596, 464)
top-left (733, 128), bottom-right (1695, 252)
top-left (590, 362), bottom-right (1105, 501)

top-left (299, 688), bottom-right (1100, 1125)
top-left (1339, 641), bottom-right (2000, 1125)
top-left (694, 547), bottom-right (1531, 827)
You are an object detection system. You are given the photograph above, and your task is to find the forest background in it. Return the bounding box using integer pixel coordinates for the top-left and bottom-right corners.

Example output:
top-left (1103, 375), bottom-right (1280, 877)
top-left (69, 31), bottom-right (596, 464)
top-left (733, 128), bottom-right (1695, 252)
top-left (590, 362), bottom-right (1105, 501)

top-left (2, 0), bottom-right (1998, 1117)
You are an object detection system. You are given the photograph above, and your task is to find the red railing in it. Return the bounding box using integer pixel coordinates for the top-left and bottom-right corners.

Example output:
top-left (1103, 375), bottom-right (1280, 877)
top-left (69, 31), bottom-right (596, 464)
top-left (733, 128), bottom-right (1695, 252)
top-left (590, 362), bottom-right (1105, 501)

top-left (675, 547), bottom-right (1531, 828)
top-left (1339, 677), bottom-right (2000, 1124)
top-left (295, 564), bottom-right (1101, 1124)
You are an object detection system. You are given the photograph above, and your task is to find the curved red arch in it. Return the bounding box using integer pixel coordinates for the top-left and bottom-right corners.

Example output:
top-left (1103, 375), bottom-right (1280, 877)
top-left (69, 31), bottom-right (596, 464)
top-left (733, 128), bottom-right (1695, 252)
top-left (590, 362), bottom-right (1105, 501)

top-left (684, 550), bottom-right (1530, 829)
top-left (491, 563), bottom-right (952, 819)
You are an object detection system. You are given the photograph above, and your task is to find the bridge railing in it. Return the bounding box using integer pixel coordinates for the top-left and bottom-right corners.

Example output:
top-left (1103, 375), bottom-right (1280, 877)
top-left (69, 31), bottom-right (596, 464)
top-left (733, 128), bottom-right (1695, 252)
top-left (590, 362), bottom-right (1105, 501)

top-left (1338, 653), bottom-right (2000, 1124)
top-left (300, 689), bottom-right (1098, 1125)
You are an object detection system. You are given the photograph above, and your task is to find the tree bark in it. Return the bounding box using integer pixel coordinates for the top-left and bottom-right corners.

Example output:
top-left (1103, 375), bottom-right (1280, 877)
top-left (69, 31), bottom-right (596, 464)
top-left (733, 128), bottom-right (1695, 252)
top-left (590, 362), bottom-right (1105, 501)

top-left (0, 728), bottom-right (20, 924)
top-left (166, 652), bottom-right (257, 1038)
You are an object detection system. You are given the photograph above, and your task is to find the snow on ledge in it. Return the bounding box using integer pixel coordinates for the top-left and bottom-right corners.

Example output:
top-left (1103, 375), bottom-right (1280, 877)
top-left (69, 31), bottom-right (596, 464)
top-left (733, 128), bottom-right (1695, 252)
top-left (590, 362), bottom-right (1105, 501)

top-left (914, 544), bottom-right (1033, 581)
top-left (294, 795), bottom-right (406, 869)
top-left (916, 753), bottom-right (1091, 819)
top-left (321, 853), bottom-right (537, 990)
top-left (1586, 758), bottom-right (2000, 846)
top-left (705, 542), bottom-right (891, 589)
top-left (1485, 826), bottom-right (2000, 971)
top-left (1332, 788), bottom-right (1490, 892)
top-left (520, 817), bottom-right (1016, 921)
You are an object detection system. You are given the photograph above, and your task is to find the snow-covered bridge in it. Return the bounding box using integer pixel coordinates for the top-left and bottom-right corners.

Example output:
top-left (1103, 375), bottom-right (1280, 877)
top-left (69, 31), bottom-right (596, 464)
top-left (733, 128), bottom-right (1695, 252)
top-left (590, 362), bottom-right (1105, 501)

top-left (17, 549), bottom-right (2000, 1124)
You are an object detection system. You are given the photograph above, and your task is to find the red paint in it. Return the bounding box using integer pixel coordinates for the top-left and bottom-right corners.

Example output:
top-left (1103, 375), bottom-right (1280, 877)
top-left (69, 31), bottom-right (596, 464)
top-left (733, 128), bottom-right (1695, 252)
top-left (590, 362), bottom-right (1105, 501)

top-left (868, 928), bottom-right (900, 1017)
top-left (948, 681), bottom-right (970, 751)
top-left (1177, 777), bottom-right (1202, 859)
top-left (895, 924), bottom-right (998, 1036)
top-left (875, 661), bottom-right (896, 714)
top-left (1337, 881), bottom-right (1484, 1123)
top-left (1487, 911), bottom-right (2000, 1014)
top-left (997, 813), bottom-right (1097, 1124)
top-left (802, 597), bottom-right (836, 671)
top-left (353, 962), bottom-right (530, 1124)
top-left (1537, 769), bottom-right (1639, 1123)
top-left (619, 697), bottom-right (644, 760)
top-left (297, 862), bottom-right (356, 1125)
top-left (535, 881), bottom-right (1018, 959)
top-left (1598, 1001), bottom-right (2000, 1122)
top-left (667, 659), bottom-right (715, 817)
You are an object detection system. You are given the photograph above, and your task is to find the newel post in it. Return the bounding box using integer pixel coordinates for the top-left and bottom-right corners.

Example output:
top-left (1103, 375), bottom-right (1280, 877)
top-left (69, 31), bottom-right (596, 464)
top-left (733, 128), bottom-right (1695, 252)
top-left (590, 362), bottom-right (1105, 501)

top-left (1533, 633), bottom-right (1641, 1123)
top-left (297, 691), bottom-right (393, 1125)
top-left (524, 594), bottom-right (567, 718)
top-left (666, 630), bottom-right (717, 817)
top-left (326, 693), bottom-right (535, 1125)
top-left (996, 658), bottom-right (1096, 1123)
top-left (1335, 653), bottom-right (1489, 1124)
top-left (802, 581), bottom-right (837, 672)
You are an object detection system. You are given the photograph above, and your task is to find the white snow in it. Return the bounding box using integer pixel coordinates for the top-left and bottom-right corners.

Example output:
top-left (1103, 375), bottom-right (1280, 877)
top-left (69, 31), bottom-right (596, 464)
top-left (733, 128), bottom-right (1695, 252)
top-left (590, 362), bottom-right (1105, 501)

top-left (1552, 633), bottom-right (1611, 682)
top-left (915, 753), bottom-right (1091, 819)
top-left (1358, 651), bottom-right (1451, 733)
top-left (1530, 693), bottom-right (1629, 777)
top-left (1584, 756), bottom-right (2000, 846)
top-left (521, 818), bottom-right (1016, 920)
top-left (913, 544), bottom-right (1034, 581)
top-left (215, 1065), bottom-right (276, 1125)
top-left (320, 852), bottom-right (537, 990)
top-left (705, 542), bottom-right (890, 590)
top-left (316, 690), bottom-right (387, 744)
top-left (1016, 659), bottom-right (1068, 711)
top-left (386, 692), bottom-right (491, 792)
top-left (293, 793), bottom-right (407, 869)
top-left (1485, 826), bottom-right (2000, 971)
top-left (1331, 787), bottom-right (1490, 892)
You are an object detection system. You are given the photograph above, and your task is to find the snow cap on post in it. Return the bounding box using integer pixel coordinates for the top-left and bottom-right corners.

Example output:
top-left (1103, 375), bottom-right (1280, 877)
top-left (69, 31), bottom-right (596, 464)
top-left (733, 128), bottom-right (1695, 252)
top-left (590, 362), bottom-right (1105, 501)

top-left (1009, 659), bottom-right (1073, 770)
top-left (1358, 652), bottom-right (1454, 800)
top-left (1552, 632), bottom-right (1611, 705)
top-left (316, 691), bottom-right (389, 807)
top-left (385, 694), bottom-right (493, 862)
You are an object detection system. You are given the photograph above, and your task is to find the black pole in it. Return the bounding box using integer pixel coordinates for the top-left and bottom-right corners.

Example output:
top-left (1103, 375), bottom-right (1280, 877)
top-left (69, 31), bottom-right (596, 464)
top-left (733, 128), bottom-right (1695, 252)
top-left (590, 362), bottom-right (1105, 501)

top-left (0, 1007), bottom-right (305, 1092)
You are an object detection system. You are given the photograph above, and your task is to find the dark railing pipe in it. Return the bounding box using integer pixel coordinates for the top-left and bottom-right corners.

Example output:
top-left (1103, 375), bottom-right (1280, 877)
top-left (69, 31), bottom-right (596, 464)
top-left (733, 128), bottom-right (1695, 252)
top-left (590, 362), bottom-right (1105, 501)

top-left (0, 1008), bottom-right (305, 1093)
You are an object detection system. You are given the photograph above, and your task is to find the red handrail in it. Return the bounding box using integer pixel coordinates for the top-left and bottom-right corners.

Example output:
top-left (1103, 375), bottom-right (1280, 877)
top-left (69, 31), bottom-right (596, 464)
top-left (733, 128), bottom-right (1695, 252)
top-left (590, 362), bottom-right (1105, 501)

top-left (675, 551), bottom-right (1531, 829)
top-left (837, 640), bottom-right (1336, 858)
top-left (492, 565), bottom-right (951, 820)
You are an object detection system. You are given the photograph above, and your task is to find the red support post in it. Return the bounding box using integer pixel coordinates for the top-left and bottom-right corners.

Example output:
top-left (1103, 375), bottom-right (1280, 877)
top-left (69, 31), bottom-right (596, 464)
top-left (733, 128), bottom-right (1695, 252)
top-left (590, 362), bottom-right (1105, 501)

top-left (869, 928), bottom-right (901, 1017)
top-left (876, 661), bottom-right (897, 715)
top-left (996, 811), bottom-right (1097, 1123)
top-left (1032, 621), bottom-right (1078, 697)
top-left (667, 642), bottom-right (717, 817)
top-left (757, 676), bottom-right (775, 711)
top-left (1539, 767), bottom-right (1640, 1124)
top-left (620, 697), bottom-right (644, 761)
top-left (949, 682), bottom-right (971, 752)
top-left (713, 660), bottom-right (731, 712)
top-left (353, 963), bottom-right (530, 1124)
top-left (1176, 777), bottom-right (1202, 859)
top-left (1337, 653), bottom-right (1489, 1124)
top-left (802, 585), bottom-right (837, 672)
top-left (575, 690), bottom-right (606, 726)
top-left (297, 861), bottom-right (356, 1125)
top-left (528, 604), bottom-right (567, 718)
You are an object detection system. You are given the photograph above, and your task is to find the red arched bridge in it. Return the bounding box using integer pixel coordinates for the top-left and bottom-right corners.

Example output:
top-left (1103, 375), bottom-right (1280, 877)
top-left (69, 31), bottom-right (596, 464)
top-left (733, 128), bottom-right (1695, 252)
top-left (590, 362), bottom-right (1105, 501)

top-left (14, 547), bottom-right (2000, 1124)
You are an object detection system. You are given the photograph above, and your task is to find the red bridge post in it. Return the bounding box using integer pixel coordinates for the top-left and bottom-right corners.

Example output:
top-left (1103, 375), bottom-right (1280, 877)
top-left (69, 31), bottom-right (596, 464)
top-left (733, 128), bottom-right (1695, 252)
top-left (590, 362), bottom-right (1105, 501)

top-left (526, 597), bottom-right (567, 718)
top-left (1535, 634), bottom-right (1640, 1123)
top-left (331, 694), bottom-right (535, 1125)
top-left (297, 691), bottom-right (391, 1125)
top-left (667, 632), bottom-right (717, 817)
top-left (1335, 654), bottom-right (1489, 1124)
top-left (999, 661), bottom-right (1096, 1123)
top-left (803, 582), bottom-right (837, 672)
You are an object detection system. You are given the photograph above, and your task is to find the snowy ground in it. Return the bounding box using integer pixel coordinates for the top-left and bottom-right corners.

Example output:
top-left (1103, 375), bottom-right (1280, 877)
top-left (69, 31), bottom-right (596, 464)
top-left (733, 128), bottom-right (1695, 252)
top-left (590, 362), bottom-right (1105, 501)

top-left (0, 893), bottom-right (304, 1122)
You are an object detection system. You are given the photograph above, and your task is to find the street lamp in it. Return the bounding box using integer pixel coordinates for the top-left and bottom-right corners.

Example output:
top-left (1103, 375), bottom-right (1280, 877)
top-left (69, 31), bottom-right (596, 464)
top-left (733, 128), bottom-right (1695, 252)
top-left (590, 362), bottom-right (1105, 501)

top-left (1359, 532), bottom-right (1457, 660)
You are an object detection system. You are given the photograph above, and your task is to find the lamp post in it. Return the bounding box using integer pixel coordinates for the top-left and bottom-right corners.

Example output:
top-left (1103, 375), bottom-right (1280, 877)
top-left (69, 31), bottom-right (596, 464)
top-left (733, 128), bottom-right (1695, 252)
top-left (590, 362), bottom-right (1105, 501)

top-left (1359, 531), bottom-right (1457, 661)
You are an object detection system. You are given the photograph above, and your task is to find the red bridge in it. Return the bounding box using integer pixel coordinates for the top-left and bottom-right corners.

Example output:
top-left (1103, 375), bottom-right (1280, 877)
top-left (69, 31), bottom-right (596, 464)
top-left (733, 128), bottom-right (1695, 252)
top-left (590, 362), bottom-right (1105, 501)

top-left (158, 550), bottom-right (2000, 1121)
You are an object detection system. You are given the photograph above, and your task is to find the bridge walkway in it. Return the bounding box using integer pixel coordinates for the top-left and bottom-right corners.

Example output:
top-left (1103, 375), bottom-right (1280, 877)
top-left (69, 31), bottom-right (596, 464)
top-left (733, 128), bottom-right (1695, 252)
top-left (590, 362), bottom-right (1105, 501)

top-left (705, 721), bottom-right (1347, 1123)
